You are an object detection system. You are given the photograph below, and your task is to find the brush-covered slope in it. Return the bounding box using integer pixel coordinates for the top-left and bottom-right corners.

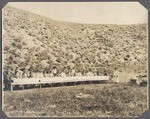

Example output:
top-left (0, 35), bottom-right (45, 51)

top-left (3, 5), bottom-right (147, 73)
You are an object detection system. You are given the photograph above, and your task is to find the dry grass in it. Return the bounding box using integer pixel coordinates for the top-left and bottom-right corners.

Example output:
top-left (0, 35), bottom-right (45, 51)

top-left (3, 84), bottom-right (147, 117)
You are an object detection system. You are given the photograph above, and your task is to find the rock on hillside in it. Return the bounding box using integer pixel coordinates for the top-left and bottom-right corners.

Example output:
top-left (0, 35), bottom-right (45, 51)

top-left (3, 5), bottom-right (147, 73)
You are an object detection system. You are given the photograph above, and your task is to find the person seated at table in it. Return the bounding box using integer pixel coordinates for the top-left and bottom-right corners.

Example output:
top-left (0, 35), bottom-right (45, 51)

top-left (86, 69), bottom-right (94, 76)
top-left (22, 68), bottom-right (28, 78)
top-left (75, 71), bottom-right (83, 76)
top-left (28, 69), bottom-right (33, 78)
top-left (104, 70), bottom-right (108, 76)
top-left (39, 71), bottom-right (44, 78)
top-left (52, 66), bottom-right (58, 77)
top-left (70, 68), bottom-right (76, 76)
top-left (60, 71), bottom-right (66, 77)
top-left (96, 70), bottom-right (101, 76)
top-left (49, 71), bottom-right (54, 77)
top-left (43, 69), bottom-right (47, 77)
top-left (14, 67), bottom-right (23, 78)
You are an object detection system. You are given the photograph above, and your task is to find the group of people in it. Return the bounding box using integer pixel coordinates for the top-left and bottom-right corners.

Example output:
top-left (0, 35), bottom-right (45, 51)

top-left (3, 67), bottom-right (34, 90)
top-left (35, 68), bottom-right (107, 78)
top-left (49, 68), bottom-right (108, 77)
top-left (3, 66), bottom-right (109, 90)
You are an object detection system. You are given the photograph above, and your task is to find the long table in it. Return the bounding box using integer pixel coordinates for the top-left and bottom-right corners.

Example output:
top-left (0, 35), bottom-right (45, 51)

top-left (10, 76), bottom-right (109, 91)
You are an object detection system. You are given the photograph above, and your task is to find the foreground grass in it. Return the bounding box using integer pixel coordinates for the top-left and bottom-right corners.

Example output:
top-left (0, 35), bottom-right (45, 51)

top-left (3, 84), bottom-right (147, 117)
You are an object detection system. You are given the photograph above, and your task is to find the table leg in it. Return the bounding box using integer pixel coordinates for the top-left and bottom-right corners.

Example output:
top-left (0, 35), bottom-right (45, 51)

top-left (22, 85), bottom-right (24, 90)
top-left (10, 84), bottom-right (13, 91)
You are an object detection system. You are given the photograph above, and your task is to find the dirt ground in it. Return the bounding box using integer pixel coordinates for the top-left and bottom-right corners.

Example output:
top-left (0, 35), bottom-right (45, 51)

top-left (3, 83), bottom-right (147, 117)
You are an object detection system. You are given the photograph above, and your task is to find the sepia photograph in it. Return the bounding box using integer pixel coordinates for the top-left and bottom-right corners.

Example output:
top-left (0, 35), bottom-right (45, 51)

top-left (2, 2), bottom-right (148, 117)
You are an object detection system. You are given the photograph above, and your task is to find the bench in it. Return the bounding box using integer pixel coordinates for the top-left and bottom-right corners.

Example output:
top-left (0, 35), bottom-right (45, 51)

top-left (10, 76), bottom-right (109, 91)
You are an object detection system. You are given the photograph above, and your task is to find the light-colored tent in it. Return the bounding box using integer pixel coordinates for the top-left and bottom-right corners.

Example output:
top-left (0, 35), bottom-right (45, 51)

top-left (112, 71), bottom-right (131, 83)
top-left (118, 71), bottom-right (131, 83)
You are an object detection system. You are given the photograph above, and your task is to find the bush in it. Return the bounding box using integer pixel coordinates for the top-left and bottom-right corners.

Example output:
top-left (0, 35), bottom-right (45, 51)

top-left (4, 46), bottom-right (10, 51)
top-left (14, 37), bottom-right (22, 42)
top-left (17, 44), bottom-right (22, 49)
top-left (22, 41), bottom-right (27, 46)
top-left (41, 44), bottom-right (46, 48)
top-left (11, 42), bottom-right (16, 47)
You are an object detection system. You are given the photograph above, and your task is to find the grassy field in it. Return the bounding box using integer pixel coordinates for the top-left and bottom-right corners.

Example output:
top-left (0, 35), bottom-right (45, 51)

top-left (3, 84), bottom-right (147, 117)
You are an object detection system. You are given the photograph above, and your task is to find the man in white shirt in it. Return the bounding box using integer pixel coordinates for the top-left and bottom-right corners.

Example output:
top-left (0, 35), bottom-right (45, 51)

top-left (114, 67), bottom-right (120, 83)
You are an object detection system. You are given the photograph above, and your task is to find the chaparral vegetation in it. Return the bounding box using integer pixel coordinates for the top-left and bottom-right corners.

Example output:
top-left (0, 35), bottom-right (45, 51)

top-left (2, 5), bottom-right (147, 117)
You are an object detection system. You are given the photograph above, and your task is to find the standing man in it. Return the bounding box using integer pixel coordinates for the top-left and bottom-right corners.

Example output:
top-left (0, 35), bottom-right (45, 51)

top-left (3, 68), bottom-right (13, 90)
top-left (114, 67), bottom-right (120, 83)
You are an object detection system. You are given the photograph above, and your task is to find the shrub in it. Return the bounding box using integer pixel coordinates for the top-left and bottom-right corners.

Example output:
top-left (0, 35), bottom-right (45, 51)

top-left (22, 41), bottom-right (27, 46)
top-left (4, 46), bottom-right (10, 51)
top-left (17, 44), bottom-right (22, 49)
top-left (14, 37), bottom-right (22, 42)
top-left (41, 44), bottom-right (46, 48)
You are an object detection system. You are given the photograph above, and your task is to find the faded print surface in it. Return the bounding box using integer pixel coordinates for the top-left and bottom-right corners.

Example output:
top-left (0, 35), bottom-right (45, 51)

top-left (2, 2), bottom-right (148, 117)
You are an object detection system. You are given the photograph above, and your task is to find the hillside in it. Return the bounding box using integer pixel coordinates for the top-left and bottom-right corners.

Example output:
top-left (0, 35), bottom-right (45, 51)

top-left (2, 5), bottom-right (147, 74)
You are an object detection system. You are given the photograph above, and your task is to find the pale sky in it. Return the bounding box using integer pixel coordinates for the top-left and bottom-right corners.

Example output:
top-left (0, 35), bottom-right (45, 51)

top-left (7, 2), bottom-right (147, 24)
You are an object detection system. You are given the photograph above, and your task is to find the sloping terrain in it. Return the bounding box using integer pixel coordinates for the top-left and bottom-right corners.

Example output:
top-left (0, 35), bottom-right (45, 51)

top-left (2, 5), bottom-right (148, 117)
top-left (3, 5), bottom-right (147, 74)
